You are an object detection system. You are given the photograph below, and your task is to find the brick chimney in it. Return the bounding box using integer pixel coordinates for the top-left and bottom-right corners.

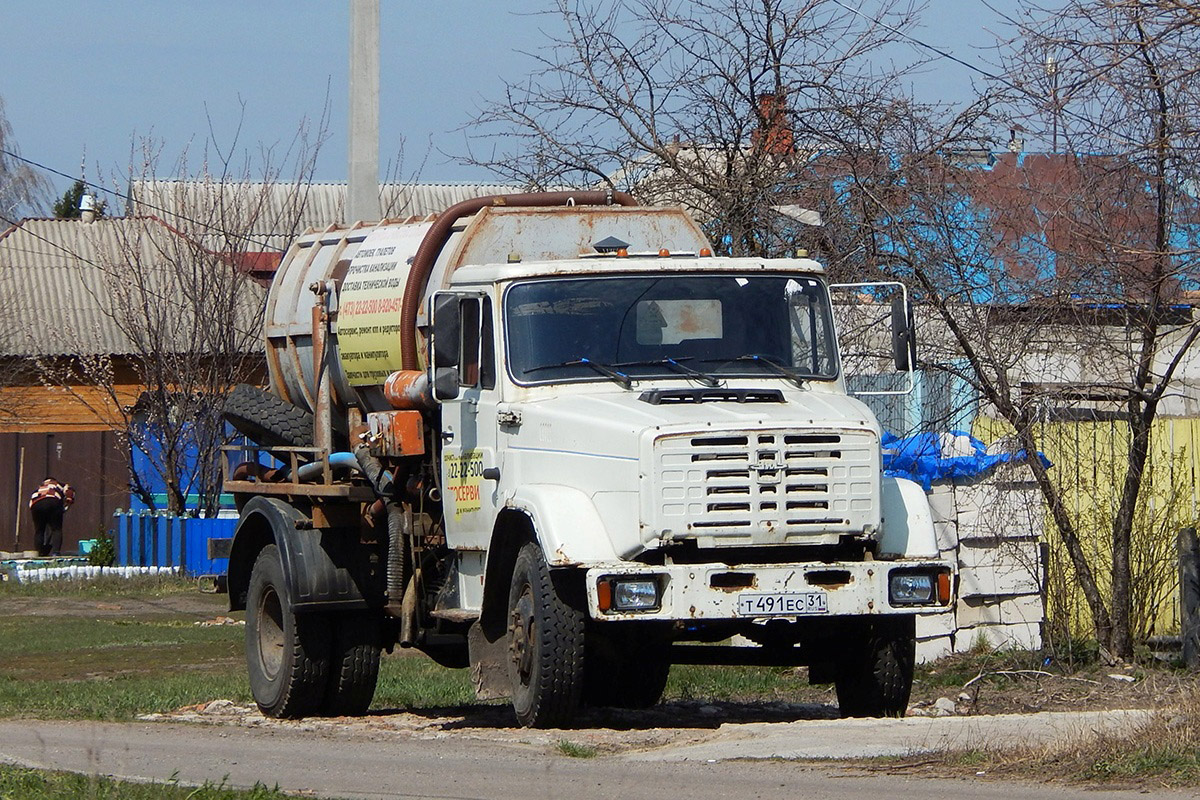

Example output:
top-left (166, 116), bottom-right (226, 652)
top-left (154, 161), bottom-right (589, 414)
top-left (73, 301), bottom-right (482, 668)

top-left (752, 92), bottom-right (794, 156)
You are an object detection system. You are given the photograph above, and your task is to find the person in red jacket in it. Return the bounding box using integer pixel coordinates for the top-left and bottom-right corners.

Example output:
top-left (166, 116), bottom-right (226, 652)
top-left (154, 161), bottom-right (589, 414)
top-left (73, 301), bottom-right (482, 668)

top-left (30, 477), bottom-right (75, 557)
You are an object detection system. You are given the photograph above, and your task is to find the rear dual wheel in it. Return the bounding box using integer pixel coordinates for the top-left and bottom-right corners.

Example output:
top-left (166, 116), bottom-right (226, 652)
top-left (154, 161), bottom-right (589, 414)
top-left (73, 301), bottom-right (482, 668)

top-left (245, 545), bottom-right (381, 719)
top-left (245, 545), bottom-right (330, 718)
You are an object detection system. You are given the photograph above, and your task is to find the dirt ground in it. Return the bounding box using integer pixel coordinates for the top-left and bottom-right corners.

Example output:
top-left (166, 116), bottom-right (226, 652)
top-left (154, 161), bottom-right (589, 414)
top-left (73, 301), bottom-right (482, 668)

top-left (0, 587), bottom-right (230, 620)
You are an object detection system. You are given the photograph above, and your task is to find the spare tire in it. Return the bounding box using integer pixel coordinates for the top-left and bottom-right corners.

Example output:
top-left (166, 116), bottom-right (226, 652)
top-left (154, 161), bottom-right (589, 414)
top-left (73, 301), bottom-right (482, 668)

top-left (224, 383), bottom-right (314, 451)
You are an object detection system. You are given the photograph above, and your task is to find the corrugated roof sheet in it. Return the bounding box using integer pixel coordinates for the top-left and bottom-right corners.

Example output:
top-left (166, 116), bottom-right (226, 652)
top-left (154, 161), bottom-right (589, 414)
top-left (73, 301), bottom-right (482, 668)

top-left (126, 180), bottom-right (525, 252)
top-left (0, 217), bottom-right (265, 358)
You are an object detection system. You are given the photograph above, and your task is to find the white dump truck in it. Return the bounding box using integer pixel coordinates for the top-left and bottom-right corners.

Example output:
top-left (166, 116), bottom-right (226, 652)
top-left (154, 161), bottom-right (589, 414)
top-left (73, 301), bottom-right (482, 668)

top-left (222, 191), bottom-right (953, 727)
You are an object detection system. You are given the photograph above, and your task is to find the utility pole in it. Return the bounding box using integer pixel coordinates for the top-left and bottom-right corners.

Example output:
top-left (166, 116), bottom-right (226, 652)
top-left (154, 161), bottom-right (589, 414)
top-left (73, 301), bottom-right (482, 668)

top-left (348, 0), bottom-right (380, 224)
top-left (1045, 55), bottom-right (1059, 154)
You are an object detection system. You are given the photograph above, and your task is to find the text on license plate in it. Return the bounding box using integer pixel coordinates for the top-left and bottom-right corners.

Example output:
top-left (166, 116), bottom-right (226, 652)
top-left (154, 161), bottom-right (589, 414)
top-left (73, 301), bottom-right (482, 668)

top-left (737, 592), bottom-right (828, 616)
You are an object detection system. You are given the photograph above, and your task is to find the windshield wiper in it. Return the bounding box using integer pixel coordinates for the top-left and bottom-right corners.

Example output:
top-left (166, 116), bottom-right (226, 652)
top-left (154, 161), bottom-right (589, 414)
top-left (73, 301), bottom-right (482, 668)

top-left (703, 354), bottom-right (808, 387)
top-left (612, 357), bottom-right (721, 387)
top-left (523, 357), bottom-right (632, 389)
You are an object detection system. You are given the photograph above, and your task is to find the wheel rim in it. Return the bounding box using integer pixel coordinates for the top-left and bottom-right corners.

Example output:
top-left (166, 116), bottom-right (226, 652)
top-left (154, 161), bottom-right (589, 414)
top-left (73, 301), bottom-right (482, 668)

top-left (509, 586), bottom-right (536, 689)
top-left (256, 584), bottom-right (285, 679)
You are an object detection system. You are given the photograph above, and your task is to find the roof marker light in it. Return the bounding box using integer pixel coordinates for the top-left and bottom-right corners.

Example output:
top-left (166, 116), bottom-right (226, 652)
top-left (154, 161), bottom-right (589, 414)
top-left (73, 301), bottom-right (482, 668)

top-left (699, 247), bottom-right (712, 257)
top-left (658, 248), bottom-right (670, 257)
top-left (617, 248), bottom-right (628, 257)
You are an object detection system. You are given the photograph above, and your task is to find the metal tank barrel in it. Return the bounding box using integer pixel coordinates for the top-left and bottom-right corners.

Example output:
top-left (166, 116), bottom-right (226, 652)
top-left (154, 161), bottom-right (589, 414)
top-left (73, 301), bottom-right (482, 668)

top-left (262, 219), bottom-right (432, 415)
top-left (263, 192), bottom-right (712, 417)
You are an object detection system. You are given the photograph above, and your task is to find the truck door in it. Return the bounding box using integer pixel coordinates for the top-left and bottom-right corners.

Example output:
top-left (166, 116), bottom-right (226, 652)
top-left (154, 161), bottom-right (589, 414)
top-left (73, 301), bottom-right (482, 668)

top-left (436, 292), bottom-right (501, 550)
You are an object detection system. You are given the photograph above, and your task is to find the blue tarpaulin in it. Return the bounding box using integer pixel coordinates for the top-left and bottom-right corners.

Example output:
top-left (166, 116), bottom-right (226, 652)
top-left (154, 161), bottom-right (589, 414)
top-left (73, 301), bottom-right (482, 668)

top-left (881, 430), bottom-right (1051, 490)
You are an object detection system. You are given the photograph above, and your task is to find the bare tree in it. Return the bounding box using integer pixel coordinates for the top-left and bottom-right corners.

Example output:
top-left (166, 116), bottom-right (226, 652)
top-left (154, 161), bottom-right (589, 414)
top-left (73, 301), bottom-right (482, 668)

top-left (462, 0), bottom-right (942, 256)
top-left (998, 0), bottom-right (1200, 659)
top-left (38, 116), bottom-right (326, 516)
top-left (840, 0), bottom-right (1200, 660)
top-left (0, 95), bottom-right (52, 420)
top-left (0, 95), bottom-right (48, 222)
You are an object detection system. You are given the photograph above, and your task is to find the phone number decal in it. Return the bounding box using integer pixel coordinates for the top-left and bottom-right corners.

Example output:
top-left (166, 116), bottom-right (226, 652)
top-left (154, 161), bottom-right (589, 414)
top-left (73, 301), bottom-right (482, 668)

top-left (444, 450), bottom-right (484, 519)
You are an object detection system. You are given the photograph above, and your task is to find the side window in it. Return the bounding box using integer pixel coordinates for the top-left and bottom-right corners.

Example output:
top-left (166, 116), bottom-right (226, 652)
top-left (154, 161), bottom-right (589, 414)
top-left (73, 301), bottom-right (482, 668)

top-left (480, 297), bottom-right (496, 390)
top-left (459, 298), bottom-right (481, 387)
top-left (457, 296), bottom-right (496, 390)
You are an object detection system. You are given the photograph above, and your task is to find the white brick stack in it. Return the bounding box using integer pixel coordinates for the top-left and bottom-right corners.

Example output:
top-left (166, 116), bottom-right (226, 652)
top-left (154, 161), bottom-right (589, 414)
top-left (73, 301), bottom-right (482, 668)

top-left (915, 463), bottom-right (1045, 662)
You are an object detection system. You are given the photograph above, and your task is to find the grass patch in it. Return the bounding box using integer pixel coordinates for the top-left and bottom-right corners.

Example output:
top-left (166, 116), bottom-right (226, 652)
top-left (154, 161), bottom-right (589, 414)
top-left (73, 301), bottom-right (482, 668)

top-left (372, 655), bottom-right (475, 710)
top-left (665, 664), bottom-right (813, 703)
top-left (555, 739), bottom-right (598, 758)
top-left (0, 610), bottom-right (485, 720)
top-left (889, 691), bottom-right (1200, 788)
top-left (0, 765), bottom-right (309, 799)
top-left (0, 613), bottom-right (249, 720)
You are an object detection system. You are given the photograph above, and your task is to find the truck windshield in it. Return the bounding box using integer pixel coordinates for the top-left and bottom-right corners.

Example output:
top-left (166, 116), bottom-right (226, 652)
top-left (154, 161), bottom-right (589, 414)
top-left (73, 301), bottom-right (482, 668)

top-left (505, 274), bottom-right (838, 385)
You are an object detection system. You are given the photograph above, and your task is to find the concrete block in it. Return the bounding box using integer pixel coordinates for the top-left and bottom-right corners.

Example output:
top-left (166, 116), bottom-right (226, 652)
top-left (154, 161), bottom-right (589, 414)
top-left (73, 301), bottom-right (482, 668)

top-left (953, 621), bottom-right (1041, 653)
top-left (934, 520), bottom-right (958, 553)
top-left (955, 482), bottom-right (1043, 541)
top-left (959, 563), bottom-right (1041, 597)
top-left (955, 597), bottom-right (1003, 628)
top-left (926, 484), bottom-right (957, 526)
top-left (957, 538), bottom-right (1040, 571)
top-left (916, 610), bottom-right (955, 640)
top-left (916, 635), bottom-right (954, 664)
top-left (999, 593), bottom-right (1044, 626)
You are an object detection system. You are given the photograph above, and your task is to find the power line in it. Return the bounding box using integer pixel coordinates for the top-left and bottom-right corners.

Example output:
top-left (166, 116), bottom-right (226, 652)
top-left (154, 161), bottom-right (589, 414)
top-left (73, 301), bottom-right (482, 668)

top-left (829, 0), bottom-right (1004, 83)
top-left (0, 211), bottom-right (106, 272)
top-left (0, 147), bottom-right (296, 254)
top-left (826, 0), bottom-right (1142, 151)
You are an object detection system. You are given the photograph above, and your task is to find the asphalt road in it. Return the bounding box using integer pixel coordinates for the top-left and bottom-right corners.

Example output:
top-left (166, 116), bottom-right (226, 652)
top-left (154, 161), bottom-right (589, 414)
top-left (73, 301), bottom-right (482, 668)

top-left (0, 712), bottom-right (1185, 800)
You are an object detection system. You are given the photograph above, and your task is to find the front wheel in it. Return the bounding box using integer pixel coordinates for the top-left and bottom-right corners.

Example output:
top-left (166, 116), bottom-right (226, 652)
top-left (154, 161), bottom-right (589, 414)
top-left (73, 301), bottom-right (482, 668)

top-left (245, 545), bottom-right (331, 719)
top-left (507, 543), bottom-right (585, 728)
top-left (835, 616), bottom-right (915, 718)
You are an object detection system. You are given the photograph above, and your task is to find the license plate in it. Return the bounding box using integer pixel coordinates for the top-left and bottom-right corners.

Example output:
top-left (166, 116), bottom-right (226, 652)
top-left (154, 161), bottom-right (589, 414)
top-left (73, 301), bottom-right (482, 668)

top-left (737, 591), bottom-right (828, 616)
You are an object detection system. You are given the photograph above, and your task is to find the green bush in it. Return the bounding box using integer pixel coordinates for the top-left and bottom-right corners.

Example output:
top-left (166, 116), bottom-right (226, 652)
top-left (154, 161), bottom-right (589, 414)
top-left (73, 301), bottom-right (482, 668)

top-left (88, 529), bottom-right (116, 567)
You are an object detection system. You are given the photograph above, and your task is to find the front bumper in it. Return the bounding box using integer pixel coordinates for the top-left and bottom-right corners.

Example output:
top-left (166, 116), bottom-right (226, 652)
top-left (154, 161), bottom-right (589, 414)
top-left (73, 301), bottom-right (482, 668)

top-left (584, 560), bottom-right (953, 621)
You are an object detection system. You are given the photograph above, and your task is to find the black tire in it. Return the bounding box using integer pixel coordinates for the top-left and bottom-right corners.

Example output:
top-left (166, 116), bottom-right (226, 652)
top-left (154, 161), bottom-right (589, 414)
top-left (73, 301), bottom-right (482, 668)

top-left (321, 614), bottom-right (382, 716)
top-left (585, 625), bottom-right (671, 709)
top-left (224, 383), bottom-right (314, 451)
top-left (835, 616), bottom-right (915, 718)
top-left (245, 545), bottom-right (331, 718)
top-left (507, 543), bottom-right (585, 728)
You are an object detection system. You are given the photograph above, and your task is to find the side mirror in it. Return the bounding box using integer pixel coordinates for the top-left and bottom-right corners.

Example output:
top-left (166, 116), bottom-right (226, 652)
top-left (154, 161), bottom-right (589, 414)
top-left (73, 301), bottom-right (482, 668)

top-left (432, 294), bottom-right (460, 369)
top-left (433, 366), bottom-right (460, 401)
top-left (891, 295), bottom-right (917, 372)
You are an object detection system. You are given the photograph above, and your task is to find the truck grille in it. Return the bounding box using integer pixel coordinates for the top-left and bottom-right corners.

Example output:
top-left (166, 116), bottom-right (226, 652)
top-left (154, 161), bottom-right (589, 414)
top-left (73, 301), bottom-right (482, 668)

top-left (652, 428), bottom-right (878, 545)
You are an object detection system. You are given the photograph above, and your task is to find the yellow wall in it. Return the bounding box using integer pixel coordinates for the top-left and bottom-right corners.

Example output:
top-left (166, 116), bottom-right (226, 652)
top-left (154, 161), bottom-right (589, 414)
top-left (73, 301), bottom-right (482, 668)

top-left (974, 416), bottom-right (1200, 640)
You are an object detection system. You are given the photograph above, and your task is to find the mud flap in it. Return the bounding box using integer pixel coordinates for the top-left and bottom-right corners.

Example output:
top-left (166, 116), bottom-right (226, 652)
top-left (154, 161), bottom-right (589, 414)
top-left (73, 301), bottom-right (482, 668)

top-left (468, 620), bottom-right (511, 701)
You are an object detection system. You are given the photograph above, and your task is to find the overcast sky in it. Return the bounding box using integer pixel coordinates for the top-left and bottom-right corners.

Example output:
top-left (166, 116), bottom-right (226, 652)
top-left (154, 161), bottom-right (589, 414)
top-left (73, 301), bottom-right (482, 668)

top-left (0, 1), bottom-right (1018, 199)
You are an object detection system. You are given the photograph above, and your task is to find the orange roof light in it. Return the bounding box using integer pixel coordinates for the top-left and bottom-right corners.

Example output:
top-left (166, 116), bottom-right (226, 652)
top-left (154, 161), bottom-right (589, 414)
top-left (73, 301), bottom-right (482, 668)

top-left (616, 248), bottom-right (628, 257)
top-left (658, 248), bottom-right (670, 257)
top-left (699, 247), bottom-right (712, 257)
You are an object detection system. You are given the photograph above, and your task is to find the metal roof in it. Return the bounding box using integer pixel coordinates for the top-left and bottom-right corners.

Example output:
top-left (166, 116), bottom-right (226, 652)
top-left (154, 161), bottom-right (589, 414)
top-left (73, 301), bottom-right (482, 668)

top-left (125, 180), bottom-right (525, 252)
top-left (0, 217), bottom-right (265, 358)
